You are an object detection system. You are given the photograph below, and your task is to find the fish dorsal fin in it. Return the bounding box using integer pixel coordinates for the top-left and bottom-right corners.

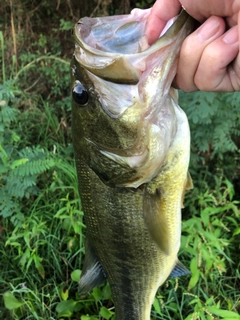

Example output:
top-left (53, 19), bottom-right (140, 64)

top-left (168, 260), bottom-right (191, 279)
top-left (79, 239), bottom-right (106, 294)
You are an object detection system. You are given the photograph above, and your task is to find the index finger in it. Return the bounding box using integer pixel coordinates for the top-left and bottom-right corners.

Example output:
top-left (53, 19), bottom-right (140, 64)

top-left (146, 0), bottom-right (181, 44)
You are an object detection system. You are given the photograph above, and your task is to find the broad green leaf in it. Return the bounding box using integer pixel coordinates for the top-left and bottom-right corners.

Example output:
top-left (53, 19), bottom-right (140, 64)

top-left (188, 298), bottom-right (200, 306)
top-left (19, 248), bottom-right (30, 268)
top-left (200, 208), bottom-right (209, 227)
top-left (81, 316), bottom-right (98, 320)
top-left (201, 247), bottom-right (213, 272)
top-left (92, 287), bottom-right (102, 302)
top-left (207, 307), bottom-right (240, 319)
top-left (233, 227), bottom-right (240, 236)
top-left (199, 310), bottom-right (207, 320)
top-left (3, 292), bottom-right (23, 310)
top-left (190, 256), bottom-right (198, 274)
top-left (153, 297), bottom-right (161, 315)
top-left (33, 254), bottom-right (45, 279)
top-left (71, 269), bottom-right (81, 282)
top-left (101, 283), bottom-right (112, 300)
top-left (188, 270), bottom-right (200, 290)
top-left (60, 287), bottom-right (69, 301)
top-left (56, 299), bottom-right (76, 317)
top-left (100, 306), bottom-right (114, 320)
top-left (184, 314), bottom-right (197, 320)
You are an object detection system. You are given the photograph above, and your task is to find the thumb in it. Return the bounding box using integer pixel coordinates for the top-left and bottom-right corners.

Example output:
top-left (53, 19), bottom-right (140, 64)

top-left (145, 0), bottom-right (181, 44)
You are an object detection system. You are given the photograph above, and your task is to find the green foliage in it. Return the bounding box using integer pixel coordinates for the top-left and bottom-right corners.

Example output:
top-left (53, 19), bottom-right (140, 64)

top-left (3, 292), bottom-right (24, 310)
top-left (180, 91), bottom-right (240, 159)
top-left (183, 180), bottom-right (239, 303)
top-left (59, 19), bottom-right (75, 31)
top-left (136, 0), bottom-right (155, 9)
top-left (0, 82), bottom-right (61, 225)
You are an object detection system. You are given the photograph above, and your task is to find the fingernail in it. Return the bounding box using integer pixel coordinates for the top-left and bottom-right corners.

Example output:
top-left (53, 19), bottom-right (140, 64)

top-left (223, 27), bottom-right (238, 44)
top-left (197, 18), bottom-right (220, 40)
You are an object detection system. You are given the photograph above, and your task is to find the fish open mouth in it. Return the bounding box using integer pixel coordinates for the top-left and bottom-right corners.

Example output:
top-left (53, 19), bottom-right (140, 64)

top-left (72, 9), bottom-right (194, 187)
top-left (74, 9), bottom-right (193, 86)
top-left (76, 9), bottom-right (151, 55)
top-left (73, 9), bottom-right (193, 120)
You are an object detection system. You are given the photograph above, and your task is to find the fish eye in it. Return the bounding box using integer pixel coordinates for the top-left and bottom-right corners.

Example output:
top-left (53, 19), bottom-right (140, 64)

top-left (72, 81), bottom-right (88, 106)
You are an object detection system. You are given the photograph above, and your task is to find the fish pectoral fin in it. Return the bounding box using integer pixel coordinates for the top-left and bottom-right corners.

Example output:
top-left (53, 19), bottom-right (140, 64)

top-left (186, 171), bottom-right (193, 190)
top-left (168, 260), bottom-right (191, 279)
top-left (79, 239), bottom-right (106, 294)
top-left (79, 261), bottom-right (105, 294)
top-left (143, 187), bottom-right (171, 255)
top-left (169, 87), bottom-right (178, 103)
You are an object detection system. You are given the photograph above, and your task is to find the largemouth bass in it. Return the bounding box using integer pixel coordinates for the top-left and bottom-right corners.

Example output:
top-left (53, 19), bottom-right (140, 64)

top-left (71, 8), bottom-right (194, 320)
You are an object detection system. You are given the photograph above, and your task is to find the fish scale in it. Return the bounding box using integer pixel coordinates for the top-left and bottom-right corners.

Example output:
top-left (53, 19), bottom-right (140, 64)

top-left (78, 157), bottom-right (165, 319)
top-left (72, 8), bottom-right (194, 320)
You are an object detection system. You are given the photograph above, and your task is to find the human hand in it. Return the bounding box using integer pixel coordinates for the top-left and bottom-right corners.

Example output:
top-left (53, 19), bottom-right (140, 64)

top-left (145, 0), bottom-right (240, 92)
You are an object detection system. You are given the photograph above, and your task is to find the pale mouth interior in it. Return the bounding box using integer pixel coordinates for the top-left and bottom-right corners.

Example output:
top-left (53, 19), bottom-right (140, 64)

top-left (80, 9), bottom-right (151, 56)
top-left (80, 9), bottom-right (176, 57)
top-left (77, 8), bottom-right (178, 80)
top-left (75, 9), bottom-right (184, 118)
top-left (94, 21), bottom-right (149, 54)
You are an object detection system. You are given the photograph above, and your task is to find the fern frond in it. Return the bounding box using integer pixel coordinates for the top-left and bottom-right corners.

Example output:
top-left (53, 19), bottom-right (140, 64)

top-left (5, 175), bottom-right (37, 198)
top-left (0, 104), bottom-right (19, 124)
top-left (12, 158), bottom-right (55, 177)
top-left (0, 193), bottom-right (22, 218)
